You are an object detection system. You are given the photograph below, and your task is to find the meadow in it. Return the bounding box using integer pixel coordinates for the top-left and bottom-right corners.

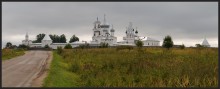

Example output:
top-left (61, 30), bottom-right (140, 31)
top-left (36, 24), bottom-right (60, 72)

top-left (2, 48), bottom-right (25, 61)
top-left (43, 47), bottom-right (218, 87)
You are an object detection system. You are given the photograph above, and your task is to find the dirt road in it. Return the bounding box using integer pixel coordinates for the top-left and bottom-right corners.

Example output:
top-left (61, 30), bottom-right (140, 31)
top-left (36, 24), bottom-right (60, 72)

top-left (2, 50), bottom-right (52, 87)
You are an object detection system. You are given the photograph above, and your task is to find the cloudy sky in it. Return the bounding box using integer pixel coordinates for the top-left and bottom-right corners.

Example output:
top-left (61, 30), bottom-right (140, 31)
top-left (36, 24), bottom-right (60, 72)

top-left (2, 2), bottom-right (218, 48)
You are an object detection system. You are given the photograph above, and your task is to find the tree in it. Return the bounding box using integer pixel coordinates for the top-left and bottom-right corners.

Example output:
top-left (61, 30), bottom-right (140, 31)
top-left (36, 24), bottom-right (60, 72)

top-left (100, 42), bottom-right (109, 48)
top-left (33, 33), bottom-right (45, 43)
top-left (18, 44), bottom-right (29, 49)
top-left (5, 42), bottom-right (12, 48)
top-left (49, 34), bottom-right (60, 43)
top-left (49, 34), bottom-right (66, 43)
top-left (180, 44), bottom-right (185, 49)
top-left (64, 44), bottom-right (72, 49)
top-left (162, 35), bottom-right (174, 49)
top-left (195, 44), bottom-right (203, 47)
top-left (69, 35), bottom-right (79, 43)
top-left (135, 40), bottom-right (143, 48)
top-left (11, 45), bottom-right (17, 49)
top-left (60, 34), bottom-right (67, 43)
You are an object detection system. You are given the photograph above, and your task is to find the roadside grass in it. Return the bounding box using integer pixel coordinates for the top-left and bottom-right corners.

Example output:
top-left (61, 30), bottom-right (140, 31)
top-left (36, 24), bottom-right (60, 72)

top-left (2, 48), bottom-right (25, 61)
top-left (43, 47), bottom-right (218, 87)
top-left (43, 51), bottom-right (81, 87)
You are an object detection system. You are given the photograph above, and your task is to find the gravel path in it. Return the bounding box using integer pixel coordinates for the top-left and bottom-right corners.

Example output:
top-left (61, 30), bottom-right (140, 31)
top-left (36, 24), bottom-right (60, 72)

top-left (2, 50), bottom-right (52, 87)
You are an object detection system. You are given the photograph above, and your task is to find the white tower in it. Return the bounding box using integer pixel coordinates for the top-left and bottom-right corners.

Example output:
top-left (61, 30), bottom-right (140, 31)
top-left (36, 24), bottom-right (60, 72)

top-left (25, 32), bottom-right (29, 41)
top-left (41, 34), bottom-right (52, 47)
top-left (123, 22), bottom-right (136, 44)
top-left (102, 14), bottom-right (109, 37)
top-left (201, 37), bottom-right (210, 47)
top-left (93, 17), bottom-right (101, 37)
top-left (126, 22), bottom-right (135, 38)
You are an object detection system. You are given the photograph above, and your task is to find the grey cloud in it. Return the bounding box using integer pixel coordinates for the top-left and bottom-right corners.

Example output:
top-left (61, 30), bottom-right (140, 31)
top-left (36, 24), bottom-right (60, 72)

top-left (2, 2), bottom-right (218, 48)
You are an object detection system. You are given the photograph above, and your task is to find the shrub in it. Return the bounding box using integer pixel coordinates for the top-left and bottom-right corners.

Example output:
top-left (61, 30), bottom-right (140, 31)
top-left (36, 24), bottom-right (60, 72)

top-left (195, 44), bottom-right (203, 48)
top-left (79, 44), bottom-right (90, 49)
top-left (135, 40), bottom-right (143, 48)
top-left (44, 44), bottom-right (50, 48)
top-left (57, 46), bottom-right (63, 55)
top-left (18, 44), bottom-right (29, 49)
top-left (100, 42), bottom-right (109, 48)
top-left (180, 44), bottom-right (185, 49)
top-left (64, 44), bottom-right (72, 49)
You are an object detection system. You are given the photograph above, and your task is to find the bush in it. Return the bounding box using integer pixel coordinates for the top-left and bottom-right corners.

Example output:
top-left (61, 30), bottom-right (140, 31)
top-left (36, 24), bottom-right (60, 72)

top-left (135, 40), bottom-right (143, 48)
top-left (64, 44), bottom-right (72, 49)
top-left (100, 42), bottom-right (109, 48)
top-left (195, 44), bottom-right (203, 48)
top-left (79, 44), bottom-right (90, 49)
top-left (57, 46), bottom-right (63, 55)
top-left (44, 44), bottom-right (50, 48)
top-left (180, 44), bottom-right (185, 49)
top-left (18, 44), bottom-right (29, 49)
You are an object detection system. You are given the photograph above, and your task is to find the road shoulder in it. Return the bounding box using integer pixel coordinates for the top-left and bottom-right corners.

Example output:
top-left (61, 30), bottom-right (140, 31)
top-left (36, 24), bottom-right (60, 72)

top-left (31, 51), bottom-right (53, 87)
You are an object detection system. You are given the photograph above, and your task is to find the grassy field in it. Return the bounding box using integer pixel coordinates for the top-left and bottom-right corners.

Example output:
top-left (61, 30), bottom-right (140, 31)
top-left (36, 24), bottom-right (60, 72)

top-left (2, 48), bottom-right (25, 61)
top-left (43, 47), bottom-right (218, 87)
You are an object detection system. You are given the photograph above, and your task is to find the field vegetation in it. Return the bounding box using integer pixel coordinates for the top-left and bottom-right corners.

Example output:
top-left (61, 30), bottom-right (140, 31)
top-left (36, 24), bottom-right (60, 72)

top-left (44, 47), bottom-right (218, 87)
top-left (2, 48), bottom-right (26, 61)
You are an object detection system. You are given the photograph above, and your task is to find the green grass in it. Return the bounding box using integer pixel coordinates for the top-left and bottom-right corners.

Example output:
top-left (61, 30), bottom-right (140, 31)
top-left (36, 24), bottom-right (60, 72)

top-left (2, 48), bottom-right (25, 61)
top-left (43, 51), bottom-right (81, 87)
top-left (43, 47), bottom-right (218, 87)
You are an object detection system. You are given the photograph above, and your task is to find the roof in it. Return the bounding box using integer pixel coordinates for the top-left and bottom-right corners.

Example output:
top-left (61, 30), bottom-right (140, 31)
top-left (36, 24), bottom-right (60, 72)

top-left (201, 38), bottom-right (210, 46)
top-left (141, 37), bottom-right (160, 42)
top-left (42, 34), bottom-right (52, 40)
top-left (70, 41), bottom-right (85, 44)
top-left (52, 43), bottom-right (67, 44)
top-left (31, 43), bottom-right (42, 45)
top-left (110, 28), bottom-right (115, 32)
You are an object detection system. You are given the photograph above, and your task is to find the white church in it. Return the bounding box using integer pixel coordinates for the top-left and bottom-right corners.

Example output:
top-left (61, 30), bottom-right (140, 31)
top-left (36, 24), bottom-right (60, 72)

top-left (117, 22), bottom-right (160, 46)
top-left (22, 15), bottom-right (161, 49)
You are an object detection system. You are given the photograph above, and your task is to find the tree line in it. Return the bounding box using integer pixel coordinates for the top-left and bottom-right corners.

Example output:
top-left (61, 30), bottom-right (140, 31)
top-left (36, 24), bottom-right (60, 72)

top-left (32, 33), bottom-right (79, 43)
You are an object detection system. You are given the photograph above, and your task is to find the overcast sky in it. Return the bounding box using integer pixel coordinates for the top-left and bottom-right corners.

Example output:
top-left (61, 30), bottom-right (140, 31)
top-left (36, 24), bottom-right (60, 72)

top-left (2, 2), bottom-right (218, 48)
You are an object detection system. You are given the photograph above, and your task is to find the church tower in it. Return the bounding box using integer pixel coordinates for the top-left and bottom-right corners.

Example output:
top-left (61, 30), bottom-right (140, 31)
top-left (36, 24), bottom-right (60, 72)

top-left (101, 14), bottom-right (110, 37)
top-left (25, 32), bottom-right (29, 41)
top-left (93, 17), bottom-right (101, 37)
top-left (123, 22), bottom-right (137, 44)
top-left (110, 25), bottom-right (115, 36)
top-left (126, 22), bottom-right (135, 38)
top-left (91, 14), bottom-right (117, 46)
